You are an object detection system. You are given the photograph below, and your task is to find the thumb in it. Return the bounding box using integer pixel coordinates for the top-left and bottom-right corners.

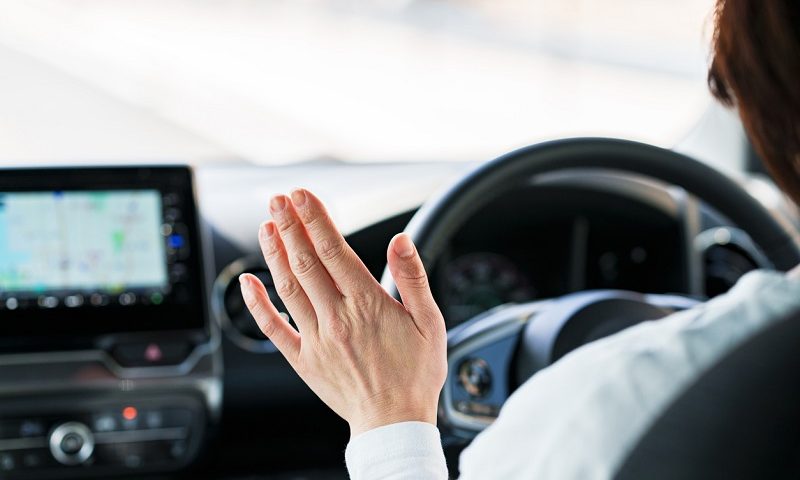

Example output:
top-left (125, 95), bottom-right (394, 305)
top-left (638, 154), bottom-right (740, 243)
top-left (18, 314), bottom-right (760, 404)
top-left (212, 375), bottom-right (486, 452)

top-left (387, 233), bottom-right (442, 330)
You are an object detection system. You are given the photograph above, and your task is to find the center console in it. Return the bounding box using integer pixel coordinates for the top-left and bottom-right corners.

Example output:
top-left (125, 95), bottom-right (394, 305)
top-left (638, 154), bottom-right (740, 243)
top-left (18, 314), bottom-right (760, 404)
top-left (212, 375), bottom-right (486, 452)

top-left (0, 166), bottom-right (221, 479)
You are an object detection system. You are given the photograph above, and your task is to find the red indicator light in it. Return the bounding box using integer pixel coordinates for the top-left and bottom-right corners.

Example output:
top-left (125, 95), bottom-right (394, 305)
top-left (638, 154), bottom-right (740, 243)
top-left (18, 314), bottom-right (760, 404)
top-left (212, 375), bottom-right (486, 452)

top-left (122, 406), bottom-right (138, 421)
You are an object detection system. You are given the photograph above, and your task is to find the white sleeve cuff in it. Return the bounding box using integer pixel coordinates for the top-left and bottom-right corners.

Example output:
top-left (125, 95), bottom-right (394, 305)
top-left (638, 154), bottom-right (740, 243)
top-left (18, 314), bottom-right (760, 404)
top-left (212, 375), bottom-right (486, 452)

top-left (345, 421), bottom-right (449, 480)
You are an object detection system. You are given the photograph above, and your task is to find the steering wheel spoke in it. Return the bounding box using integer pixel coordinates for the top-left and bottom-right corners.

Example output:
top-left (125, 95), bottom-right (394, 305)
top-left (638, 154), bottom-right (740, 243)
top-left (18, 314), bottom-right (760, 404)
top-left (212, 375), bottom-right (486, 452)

top-left (441, 301), bottom-right (549, 435)
top-left (440, 291), bottom-right (699, 440)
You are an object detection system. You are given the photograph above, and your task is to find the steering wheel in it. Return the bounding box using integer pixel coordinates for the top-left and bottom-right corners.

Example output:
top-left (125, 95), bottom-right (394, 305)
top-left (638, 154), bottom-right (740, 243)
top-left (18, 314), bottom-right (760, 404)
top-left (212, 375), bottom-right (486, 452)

top-left (381, 137), bottom-right (800, 439)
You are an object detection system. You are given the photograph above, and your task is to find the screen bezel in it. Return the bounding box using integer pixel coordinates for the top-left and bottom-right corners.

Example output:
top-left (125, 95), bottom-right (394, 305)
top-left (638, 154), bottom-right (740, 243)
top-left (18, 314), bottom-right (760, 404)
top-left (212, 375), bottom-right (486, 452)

top-left (0, 166), bottom-right (209, 348)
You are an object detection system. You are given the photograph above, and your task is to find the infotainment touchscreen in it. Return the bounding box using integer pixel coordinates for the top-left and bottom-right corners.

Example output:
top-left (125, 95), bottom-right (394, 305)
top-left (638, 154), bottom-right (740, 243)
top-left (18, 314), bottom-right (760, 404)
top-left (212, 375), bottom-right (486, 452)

top-left (0, 190), bottom-right (169, 307)
top-left (0, 166), bottom-right (207, 340)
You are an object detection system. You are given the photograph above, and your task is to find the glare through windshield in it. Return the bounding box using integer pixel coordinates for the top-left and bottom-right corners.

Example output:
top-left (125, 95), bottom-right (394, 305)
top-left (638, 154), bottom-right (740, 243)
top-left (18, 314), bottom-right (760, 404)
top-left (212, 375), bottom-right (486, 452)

top-left (0, 0), bottom-right (714, 165)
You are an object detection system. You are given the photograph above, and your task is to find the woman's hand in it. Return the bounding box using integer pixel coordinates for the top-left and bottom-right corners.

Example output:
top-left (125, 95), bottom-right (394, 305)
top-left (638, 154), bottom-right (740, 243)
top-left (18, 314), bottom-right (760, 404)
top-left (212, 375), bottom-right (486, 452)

top-left (239, 189), bottom-right (447, 437)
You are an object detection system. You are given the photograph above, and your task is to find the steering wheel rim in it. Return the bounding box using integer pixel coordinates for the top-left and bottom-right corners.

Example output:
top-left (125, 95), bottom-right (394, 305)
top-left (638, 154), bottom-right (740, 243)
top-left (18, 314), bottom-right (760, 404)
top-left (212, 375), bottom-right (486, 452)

top-left (381, 137), bottom-right (800, 439)
top-left (381, 137), bottom-right (800, 298)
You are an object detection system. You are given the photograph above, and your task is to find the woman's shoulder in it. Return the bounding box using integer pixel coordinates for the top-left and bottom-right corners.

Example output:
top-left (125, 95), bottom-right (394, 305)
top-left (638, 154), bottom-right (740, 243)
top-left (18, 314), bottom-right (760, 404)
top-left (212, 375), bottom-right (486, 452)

top-left (458, 268), bottom-right (800, 480)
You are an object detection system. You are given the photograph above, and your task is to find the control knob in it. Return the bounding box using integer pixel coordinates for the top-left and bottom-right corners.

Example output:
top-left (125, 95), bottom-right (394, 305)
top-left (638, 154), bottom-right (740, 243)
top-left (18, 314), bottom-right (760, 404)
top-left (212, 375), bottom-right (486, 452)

top-left (49, 422), bottom-right (94, 465)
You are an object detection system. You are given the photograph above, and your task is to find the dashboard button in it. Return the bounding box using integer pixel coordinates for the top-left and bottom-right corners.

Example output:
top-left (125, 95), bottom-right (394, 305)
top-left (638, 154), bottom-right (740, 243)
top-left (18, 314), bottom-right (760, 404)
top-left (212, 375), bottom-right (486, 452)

top-left (112, 342), bottom-right (192, 367)
top-left (144, 411), bottom-right (163, 429)
top-left (19, 420), bottom-right (45, 438)
top-left (93, 414), bottom-right (117, 432)
top-left (458, 358), bottom-right (492, 398)
top-left (0, 452), bottom-right (14, 471)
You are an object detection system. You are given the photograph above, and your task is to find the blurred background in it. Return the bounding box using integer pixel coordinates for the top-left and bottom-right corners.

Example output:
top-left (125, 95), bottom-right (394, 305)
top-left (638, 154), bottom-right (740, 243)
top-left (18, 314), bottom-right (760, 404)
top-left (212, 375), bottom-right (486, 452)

top-left (0, 0), bottom-right (715, 166)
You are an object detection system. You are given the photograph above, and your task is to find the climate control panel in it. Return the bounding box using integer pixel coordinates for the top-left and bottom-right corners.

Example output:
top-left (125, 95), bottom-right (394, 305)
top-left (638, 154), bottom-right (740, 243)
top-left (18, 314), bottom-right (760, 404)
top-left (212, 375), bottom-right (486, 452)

top-left (0, 394), bottom-right (207, 479)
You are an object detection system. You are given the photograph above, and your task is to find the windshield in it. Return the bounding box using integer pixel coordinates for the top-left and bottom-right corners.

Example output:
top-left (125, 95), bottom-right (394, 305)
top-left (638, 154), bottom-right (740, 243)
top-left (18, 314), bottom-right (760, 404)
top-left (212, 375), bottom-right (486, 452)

top-left (0, 0), bottom-right (714, 165)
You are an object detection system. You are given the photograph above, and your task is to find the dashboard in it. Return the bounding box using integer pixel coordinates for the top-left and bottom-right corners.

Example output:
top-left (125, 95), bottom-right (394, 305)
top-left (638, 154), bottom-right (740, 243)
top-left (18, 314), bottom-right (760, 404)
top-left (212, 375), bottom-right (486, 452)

top-left (0, 167), bottom-right (219, 479)
top-left (0, 160), bottom-right (790, 479)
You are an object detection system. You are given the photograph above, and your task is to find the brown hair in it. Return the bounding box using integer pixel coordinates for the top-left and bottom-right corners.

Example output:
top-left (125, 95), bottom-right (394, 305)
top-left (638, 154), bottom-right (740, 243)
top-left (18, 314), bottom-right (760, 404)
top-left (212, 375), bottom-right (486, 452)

top-left (708, 0), bottom-right (800, 205)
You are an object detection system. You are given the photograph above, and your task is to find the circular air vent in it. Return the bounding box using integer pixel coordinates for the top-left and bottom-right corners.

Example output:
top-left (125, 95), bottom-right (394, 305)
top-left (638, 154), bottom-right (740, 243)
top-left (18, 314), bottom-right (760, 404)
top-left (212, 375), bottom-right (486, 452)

top-left (695, 228), bottom-right (770, 298)
top-left (212, 255), bottom-right (293, 353)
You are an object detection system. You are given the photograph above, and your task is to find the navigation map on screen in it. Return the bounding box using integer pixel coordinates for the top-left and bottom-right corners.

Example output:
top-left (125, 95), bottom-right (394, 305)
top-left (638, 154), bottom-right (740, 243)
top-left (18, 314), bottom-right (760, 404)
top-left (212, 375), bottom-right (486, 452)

top-left (0, 190), bottom-right (167, 294)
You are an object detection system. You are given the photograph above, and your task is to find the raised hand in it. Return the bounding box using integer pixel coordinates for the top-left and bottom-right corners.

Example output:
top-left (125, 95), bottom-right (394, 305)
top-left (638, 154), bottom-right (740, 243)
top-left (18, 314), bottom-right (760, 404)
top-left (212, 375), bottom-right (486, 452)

top-left (239, 189), bottom-right (447, 436)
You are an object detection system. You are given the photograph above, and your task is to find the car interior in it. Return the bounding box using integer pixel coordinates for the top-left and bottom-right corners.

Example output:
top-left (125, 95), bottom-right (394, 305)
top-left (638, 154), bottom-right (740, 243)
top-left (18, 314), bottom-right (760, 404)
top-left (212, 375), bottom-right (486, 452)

top-left (1, 1), bottom-right (799, 479)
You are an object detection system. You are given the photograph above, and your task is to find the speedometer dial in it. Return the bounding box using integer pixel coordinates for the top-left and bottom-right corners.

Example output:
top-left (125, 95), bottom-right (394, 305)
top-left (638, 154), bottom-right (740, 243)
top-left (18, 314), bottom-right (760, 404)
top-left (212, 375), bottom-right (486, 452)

top-left (440, 252), bottom-right (536, 328)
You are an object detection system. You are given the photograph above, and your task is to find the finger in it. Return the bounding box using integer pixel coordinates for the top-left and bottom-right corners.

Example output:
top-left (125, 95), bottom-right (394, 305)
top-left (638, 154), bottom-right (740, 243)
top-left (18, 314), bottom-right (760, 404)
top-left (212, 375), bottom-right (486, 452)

top-left (289, 188), bottom-right (377, 296)
top-left (258, 220), bottom-right (318, 333)
top-left (387, 233), bottom-right (443, 333)
top-left (239, 273), bottom-right (301, 362)
top-left (270, 195), bottom-right (341, 311)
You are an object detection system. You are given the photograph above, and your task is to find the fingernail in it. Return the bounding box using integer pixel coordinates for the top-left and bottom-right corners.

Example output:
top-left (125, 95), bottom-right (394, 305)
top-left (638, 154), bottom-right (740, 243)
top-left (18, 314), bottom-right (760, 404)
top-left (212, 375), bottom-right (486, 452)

top-left (290, 188), bottom-right (307, 207)
top-left (239, 274), bottom-right (252, 299)
top-left (393, 234), bottom-right (415, 258)
top-left (270, 195), bottom-right (287, 213)
top-left (260, 221), bottom-right (275, 238)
